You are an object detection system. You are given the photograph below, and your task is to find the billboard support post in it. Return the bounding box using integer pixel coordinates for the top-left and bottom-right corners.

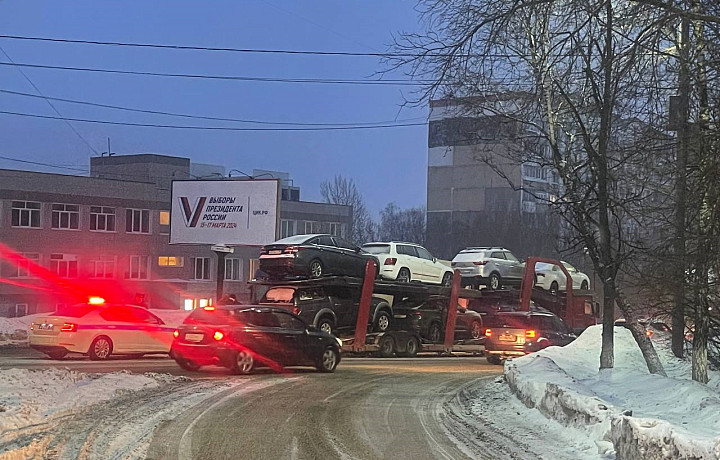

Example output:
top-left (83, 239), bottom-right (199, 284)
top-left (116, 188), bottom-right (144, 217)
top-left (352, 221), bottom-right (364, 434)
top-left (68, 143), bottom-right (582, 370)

top-left (214, 250), bottom-right (226, 302)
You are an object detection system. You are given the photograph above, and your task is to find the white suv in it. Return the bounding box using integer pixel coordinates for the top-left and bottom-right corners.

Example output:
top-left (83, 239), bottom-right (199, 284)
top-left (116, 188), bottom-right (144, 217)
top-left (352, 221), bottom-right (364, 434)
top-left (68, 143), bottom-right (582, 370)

top-left (361, 242), bottom-right (454, 286)
top-left (451, 247), bottom-right (525, 290)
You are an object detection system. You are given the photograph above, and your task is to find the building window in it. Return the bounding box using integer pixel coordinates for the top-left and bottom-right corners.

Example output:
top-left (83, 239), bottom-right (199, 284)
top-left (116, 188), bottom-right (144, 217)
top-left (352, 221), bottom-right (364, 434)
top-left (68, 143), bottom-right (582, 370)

top-left (90, 255), bottom-right (115, 279)
top-left (304, 221), bottom-right (321, 234)
top-left (522, 165), bottom-right (547, 181)
top-left (11, 201), bottom-right (41, 228)
top-left (50, 254), bottom-right (78, 278)
top-left (126, 209), bottom-right (150, 234)
top-left (51, 204), bottom-right (80, 230)
top-left (8, 304), bottom-right (28, 318)
top-left (90, 206), bottom-right (116, 232)
top-left (327, 222), bottom-right (341, 237)
top-left (159, 210), bottom-right (170, 235)
top-left (158, 256), bottom-right (184, 267)
top-left (248, 258), bottom-right (261, 281)
top-left (10, 253), bottom-right (40, 278)
top-left (194, 257), bottom-right (210, 280)
top-left (225, 258), bottom-right (242, 281)
top-left (280, 219), bottom-right (296, 238)
top-left (127, 255), bottom-right (149, 279)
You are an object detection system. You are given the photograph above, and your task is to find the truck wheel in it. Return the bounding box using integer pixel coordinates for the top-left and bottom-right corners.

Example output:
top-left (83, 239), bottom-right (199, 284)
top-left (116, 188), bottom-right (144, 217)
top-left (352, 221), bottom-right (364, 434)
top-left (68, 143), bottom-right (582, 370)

top-left (489, 273), bottom-right (502, 290)
top-left (429, 323), bottom-right (442, 343)
top-left (399, 336), bottom-right (419, 357)
top-left (374, 310), bottom-right (391, 332)
top-left (550, 281), bottom-right (559, 296)
top-left (317, 317), bottom-right (334, 335)
top-left (378, 335), bottom-right (395, 357)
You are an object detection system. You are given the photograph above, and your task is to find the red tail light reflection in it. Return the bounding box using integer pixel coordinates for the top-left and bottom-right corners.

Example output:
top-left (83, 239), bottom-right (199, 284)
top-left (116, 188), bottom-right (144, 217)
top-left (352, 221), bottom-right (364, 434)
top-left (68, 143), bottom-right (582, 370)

top-left (525, 329), bottom-right (537, 339)
top-left (173, 329), bottom-right (179, 338)
top-left (484, 328), bottom-right (492, 337)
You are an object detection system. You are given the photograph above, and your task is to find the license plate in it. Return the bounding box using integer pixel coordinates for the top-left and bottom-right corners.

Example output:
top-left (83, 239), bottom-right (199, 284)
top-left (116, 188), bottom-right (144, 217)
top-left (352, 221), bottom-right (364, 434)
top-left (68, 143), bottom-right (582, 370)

top-left (39, 323), bottom-right (54, 330)
top-left (269, 250), bottom-right (282, 255)
top-left (185, 333), bottom-right (204, 342)
top-left (499, 334), bottom-right (516, 342)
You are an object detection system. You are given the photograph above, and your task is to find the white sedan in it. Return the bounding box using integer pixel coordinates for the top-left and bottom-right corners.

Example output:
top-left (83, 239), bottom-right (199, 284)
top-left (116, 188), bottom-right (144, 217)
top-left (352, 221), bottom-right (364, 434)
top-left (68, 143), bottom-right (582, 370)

top-left (29, 299), bottom-right (176, 360)
top-left (534, 261), bottom-right (590, 294)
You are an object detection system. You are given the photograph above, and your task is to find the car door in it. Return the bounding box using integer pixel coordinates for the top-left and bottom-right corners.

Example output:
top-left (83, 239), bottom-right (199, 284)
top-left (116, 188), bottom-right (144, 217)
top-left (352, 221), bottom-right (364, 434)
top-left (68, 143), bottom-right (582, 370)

top-left (504, 251), bottom-right (524, 280)
top-left (397, 244), bottom-right (422, 281)
top-left (416, 246), bottom-right (442, 283)
top-left (272, 311), bottom-right (316, 366)
top-left (131, 307), bottom-right (173, 352)
top-left (325, 286), bottom-right (355, 329)
top-left (314, 235), bottom-right (339, 274)
top-left (236, 310), bottom-right (288, 367)
top-left (98, 306), bottom-right (145, 353)
top-left (333, 236), bottom-right (366, 276)
top-left (490, 251), bottom-right (508, 278)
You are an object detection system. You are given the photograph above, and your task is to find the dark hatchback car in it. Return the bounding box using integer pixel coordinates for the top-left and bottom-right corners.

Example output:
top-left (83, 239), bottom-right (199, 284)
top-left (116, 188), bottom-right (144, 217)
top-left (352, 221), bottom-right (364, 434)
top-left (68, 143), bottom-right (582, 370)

top-left (257, 284), bottom-right (392, 336)
top-left (483, 311), bottom-right (576, 364)
top-left (171, 306), bottom-right (342, 374)
top-left (391, 296), bottom-right (485, 343)
top-left (259, 234), bottom-right (378, 280)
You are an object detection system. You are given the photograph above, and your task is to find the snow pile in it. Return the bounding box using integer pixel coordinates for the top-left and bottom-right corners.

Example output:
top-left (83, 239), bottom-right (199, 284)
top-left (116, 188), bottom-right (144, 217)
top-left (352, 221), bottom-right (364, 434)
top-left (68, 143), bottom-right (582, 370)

top-left (0, 368), bottom-right (166, 434)
top-left (0, 309), bottom-right (190, 348)
top-left (506, 325), bottom-right (720, 459)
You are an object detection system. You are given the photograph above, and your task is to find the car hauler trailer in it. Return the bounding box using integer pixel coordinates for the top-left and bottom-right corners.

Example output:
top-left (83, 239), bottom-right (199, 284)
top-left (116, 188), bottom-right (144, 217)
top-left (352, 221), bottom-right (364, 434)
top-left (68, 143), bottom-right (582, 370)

top-left (250, 261), bottom-right (486, 357)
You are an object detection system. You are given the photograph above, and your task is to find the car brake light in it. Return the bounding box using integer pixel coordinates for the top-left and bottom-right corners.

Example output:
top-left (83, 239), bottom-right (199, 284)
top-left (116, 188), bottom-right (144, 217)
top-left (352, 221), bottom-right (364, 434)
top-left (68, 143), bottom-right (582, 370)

top-left (213, 331), bottom-right (224, 341)
top-left (60, 323), bottom-right (77, 332)
top-left (88, 296), bottom-right (105, 305)
top-left (525, 329), bottom-right (537, 338)
top-left (29, 323), bottom-right (35, 331)
top-left (473, 261), bottom-right (488, 265)
top-left (284, 246), bottom-right (301, 254)
top-left (485, 328), bottom-right (492, 337)
top-left (385, 258), bottom-right (397, 265)
top-left (173, 329), bottom-right (179, 338)
top-left (411, 311), bottom-right (422, 319)
top-left (292, 307), bottom-right (300, 315)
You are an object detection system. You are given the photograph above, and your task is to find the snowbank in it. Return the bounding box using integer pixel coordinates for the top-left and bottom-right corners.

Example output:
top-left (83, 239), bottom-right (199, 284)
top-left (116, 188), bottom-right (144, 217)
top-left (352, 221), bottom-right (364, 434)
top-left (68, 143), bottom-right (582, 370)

top-left (506, 325), bottom-right (720, 459)
top-left (0, 309), bottom-right (190, 348)
top-left (0, 368), bottom-right (167, 434)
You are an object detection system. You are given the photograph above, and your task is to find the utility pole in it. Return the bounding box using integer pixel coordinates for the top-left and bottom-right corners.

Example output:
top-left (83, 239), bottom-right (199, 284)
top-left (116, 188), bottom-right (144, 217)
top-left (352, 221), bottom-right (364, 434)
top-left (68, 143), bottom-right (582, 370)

top-left (671, 18), bottom-right (690, 359)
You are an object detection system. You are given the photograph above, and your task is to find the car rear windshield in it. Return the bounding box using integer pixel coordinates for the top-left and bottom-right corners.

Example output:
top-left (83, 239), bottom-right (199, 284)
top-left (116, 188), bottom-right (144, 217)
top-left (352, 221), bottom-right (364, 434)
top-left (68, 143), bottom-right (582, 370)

top-left (53, 304), bottom-right (96, 318)
top-left (484, 315), bottom-right (535, 329)
top-left (184, 307), bottom-right (234, 325)
top-left (260, 287), bottom-right (295, 303)
top-left (361, 244), bottom-right (391, 254)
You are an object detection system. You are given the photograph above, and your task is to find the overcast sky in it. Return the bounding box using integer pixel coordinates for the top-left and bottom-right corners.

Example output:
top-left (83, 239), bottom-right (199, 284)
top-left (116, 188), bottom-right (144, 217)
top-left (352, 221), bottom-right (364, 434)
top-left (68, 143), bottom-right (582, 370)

top-left (0, 1), bottom-right (429, 215)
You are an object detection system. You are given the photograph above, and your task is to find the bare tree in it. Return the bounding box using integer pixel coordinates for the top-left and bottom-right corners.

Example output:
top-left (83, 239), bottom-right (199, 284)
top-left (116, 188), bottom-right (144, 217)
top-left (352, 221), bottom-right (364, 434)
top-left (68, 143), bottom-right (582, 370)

top-left (320, 175), bottom-right (376, 244)
top-left (377, 203), bottom-right (426, 245)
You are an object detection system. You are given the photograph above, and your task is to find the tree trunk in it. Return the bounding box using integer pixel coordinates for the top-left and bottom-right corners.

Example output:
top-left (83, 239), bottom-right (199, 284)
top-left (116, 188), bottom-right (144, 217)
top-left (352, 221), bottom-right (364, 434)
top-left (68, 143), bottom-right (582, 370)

top-left (617, 293), bottom-right (667, 375)
top-left (692, 294), bottom-right (710, 383)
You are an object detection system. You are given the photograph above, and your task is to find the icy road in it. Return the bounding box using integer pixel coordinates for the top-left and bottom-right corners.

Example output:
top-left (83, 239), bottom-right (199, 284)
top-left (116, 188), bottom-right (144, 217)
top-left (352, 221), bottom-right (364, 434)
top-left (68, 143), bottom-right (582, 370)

top-left (0, 354), bottom-right (602, 460)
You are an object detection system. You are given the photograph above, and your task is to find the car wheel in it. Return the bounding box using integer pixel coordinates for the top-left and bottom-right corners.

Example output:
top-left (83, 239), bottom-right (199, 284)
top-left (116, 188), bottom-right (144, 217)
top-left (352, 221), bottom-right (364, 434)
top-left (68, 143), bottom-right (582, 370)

top-left (317, 317), bottom-right (334, 335)
top-left (487, 355), bottom-right (502, 365)
top-left (550, 281), bottom-right (559, 296)
top-left (309, 259), bottom-right (324, 278)
top-left (316, 347), bottom-right (340, 373)
top-left (441, 272), bottom-right (453, 287)
top-left (399, 336), bottom-right (419, 357)
top-left (488, 272), bottom-right (502, 290)
top-left (88, 336), bottom-right (113, 360)
top-left (46, 349), bottom-right (68, 360)
top-left (378, 335), bottom-right (395, 357)
top-left (396, 268), bottom-right (411, 283)
top-left (232, 349), bottom-right (255, 375)
top-left (470, 321), bottom-right (483, 340)
top-left (176, 357), bottom-right (201, 371)
top-left (374, 310), bottom-right (391, 332)
top-left (429, 323), bottom-right (442, 343)
top-left (581, 280), bottom-right (589, 290)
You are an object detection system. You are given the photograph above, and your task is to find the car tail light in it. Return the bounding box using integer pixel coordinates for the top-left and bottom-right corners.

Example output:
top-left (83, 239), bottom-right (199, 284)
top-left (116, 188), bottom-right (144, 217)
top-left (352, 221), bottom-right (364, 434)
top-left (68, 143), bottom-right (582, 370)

top-left (384, 258), bottom-right (397, 265)
top-left (411, 311), bottom-right (422, 319)
top-left (213, 331), bottom-right (224, 341)
top-left (525, 329), bottom-right (537, 339)
top-left (485, 328), bottom-right (492, 337)
top-left (203, 306), bottom-right (215, 311)
top-left (29, 323), bottom-right (35, 331)
top-left (60, 323), bottom-right (77, 332)
top-left (473, 261), bottom-right (488, 266)
top-left (173, 329), bottom-right (179, 338)
top-left (292, 307), bottom-right (300, 315)
top-left (284, 246), bottom-right (301, 254)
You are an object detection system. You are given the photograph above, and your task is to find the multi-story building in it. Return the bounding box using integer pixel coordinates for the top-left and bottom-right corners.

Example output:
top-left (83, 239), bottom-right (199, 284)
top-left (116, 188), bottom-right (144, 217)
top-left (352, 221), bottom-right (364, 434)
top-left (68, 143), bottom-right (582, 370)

top-left (0, 154), bottom-right (351, 317)
top-left (426, 96), bottom-right (561, 260)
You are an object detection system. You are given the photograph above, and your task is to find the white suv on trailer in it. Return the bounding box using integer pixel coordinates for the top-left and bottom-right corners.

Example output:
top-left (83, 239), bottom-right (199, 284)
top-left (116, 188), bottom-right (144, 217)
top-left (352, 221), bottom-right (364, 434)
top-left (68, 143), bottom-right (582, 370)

top-left (361, 242), bottom-right (454, 286)
top-left (451, 247), bottom-right (525, 290)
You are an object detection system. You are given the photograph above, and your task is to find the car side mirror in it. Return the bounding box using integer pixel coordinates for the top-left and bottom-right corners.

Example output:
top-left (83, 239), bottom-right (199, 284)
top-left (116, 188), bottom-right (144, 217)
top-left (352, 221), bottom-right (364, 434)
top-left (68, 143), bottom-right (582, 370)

top-left (355, 247), bottom-right (362, 253)
top-left (433, 257), bottom-right (437, 262)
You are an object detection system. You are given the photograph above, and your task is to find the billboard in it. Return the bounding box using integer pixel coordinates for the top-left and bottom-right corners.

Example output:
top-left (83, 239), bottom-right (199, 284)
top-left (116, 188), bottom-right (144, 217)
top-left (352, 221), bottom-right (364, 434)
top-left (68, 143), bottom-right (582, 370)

top-left (170, 179), bottom-right (279, 245)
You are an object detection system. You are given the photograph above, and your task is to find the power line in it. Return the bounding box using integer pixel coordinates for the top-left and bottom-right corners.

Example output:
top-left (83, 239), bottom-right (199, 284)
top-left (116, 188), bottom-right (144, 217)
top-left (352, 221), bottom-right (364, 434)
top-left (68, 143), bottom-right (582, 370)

top-left (0, 109), bottom-right (427, 131)
top-left (0, 47), bottom-right (99, 155)
top-left (0, 61), bottom-right (430, 86)
top-left (0, 154), bottom-right (88, 172)
top-left (0, 33), bottom-right (443, 58)
top-left (0, 88), bottom-right (426, 126)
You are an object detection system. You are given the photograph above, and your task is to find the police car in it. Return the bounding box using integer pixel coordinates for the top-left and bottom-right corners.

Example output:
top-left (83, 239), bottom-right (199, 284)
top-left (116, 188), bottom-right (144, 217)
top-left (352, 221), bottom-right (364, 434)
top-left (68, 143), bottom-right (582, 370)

top-left (29, 297), bottom-right (175, 360)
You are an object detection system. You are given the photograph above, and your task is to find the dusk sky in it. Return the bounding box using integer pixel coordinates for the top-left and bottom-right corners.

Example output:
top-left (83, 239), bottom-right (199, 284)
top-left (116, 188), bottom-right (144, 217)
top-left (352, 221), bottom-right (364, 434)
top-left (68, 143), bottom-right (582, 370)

top-left (0, 1), bottom-right (429, 215)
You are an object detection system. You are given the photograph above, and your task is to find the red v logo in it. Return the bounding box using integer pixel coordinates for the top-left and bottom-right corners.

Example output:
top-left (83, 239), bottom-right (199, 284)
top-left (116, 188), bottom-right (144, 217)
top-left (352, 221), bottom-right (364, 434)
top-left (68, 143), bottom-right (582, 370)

top-left (179, 197), bottom-right (206, 227)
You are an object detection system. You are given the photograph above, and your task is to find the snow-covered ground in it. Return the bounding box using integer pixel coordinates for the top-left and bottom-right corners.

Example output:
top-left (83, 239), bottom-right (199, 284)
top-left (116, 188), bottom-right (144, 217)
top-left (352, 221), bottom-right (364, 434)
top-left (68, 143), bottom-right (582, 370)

top-left (0, 309), bottom-right (190, 347)
top-left (505, 325), bottom-right (720, 459)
